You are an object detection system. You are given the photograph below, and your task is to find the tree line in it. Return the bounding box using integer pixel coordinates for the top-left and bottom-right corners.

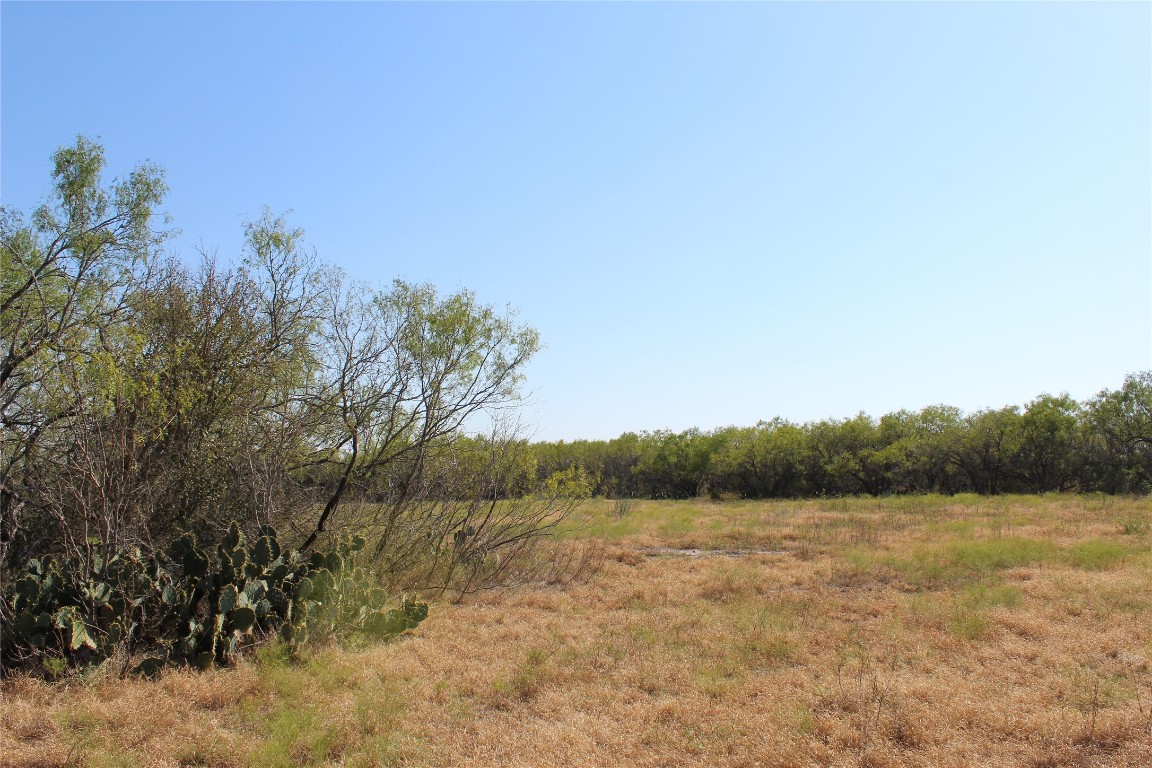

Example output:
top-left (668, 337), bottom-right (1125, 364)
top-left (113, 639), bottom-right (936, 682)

top-left (517, 374), bottom-right (1151, 500)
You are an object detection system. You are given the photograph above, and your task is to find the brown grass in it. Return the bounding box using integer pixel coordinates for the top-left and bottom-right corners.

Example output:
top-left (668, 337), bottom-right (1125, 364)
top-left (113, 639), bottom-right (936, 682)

top-left (3, 495), bottom-right (1150, 767)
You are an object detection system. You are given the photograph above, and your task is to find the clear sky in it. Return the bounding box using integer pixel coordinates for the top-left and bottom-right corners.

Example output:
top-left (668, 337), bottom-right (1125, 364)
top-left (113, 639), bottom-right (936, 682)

top-left (3, 1), bottom-right (1150, 442)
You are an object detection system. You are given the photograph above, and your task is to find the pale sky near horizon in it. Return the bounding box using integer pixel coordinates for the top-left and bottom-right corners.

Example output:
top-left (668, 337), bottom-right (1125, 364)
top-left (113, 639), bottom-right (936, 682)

top-left (3, 1), bottom-right (1150, 442)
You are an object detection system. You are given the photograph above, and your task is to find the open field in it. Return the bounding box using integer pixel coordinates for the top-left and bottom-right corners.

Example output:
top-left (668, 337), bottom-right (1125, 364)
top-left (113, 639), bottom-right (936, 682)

top-left (2, 495), bottom-right (1150, 767)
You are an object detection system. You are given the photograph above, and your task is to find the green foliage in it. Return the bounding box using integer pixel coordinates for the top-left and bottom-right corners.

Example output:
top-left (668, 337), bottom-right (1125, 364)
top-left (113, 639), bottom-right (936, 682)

top-left (4, 137), bottom-right (547, 592)
top-left (542, 465), bottom-right (595, 499)
top-left (2, 136), bottom-right (170, 568)
top-left (1012, 394), bottom-right (1083, 493)
top-left (525, 373), bottom-right (1151, 499)
top-left (633, 428), bottom-right (724, 499)
top-left (1087, 371), bottom-right (1152, 493)
top-left (0, 523), bottom-right (427, 676)
top-left (3, 549), bottom-right (148, 671)
top-left (710, 419), bottom-right (809, 498)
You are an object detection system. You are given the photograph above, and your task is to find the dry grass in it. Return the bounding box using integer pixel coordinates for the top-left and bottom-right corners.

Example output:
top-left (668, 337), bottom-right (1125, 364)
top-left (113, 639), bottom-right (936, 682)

top-left (3, 495), bottom-right (1150, 767)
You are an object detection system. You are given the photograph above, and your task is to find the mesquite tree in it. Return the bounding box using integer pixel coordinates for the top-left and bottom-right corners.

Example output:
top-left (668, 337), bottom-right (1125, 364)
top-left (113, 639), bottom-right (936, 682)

top-left (1, 138), bottom-right (558, 600)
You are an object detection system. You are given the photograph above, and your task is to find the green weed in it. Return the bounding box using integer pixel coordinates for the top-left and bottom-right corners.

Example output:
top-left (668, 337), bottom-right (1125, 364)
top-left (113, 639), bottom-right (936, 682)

top-left (962, 582), bottom-right (1023, 609)
top-left (612, 498), bottom-right (634, 519)
top-left (938, 583), bottom-right (1023, 641)
top-left (696, 658), bottom-right (744, 698)
top-left (1064, 540), bottom-right (1131, 570)
top-left (830, 547), bottom-right (885, 587)
top-left (945, 609), bottom-right (990, 641)
top-left (1092, 583), bottom-right (1151, 615)
top-left (889, 537), bottom-right (1058, 590)
top-left (925, 519), bottom-right (978, 537)
top-left (242, 646), bottom-right (407, 768)
top-left (490, 646), bottom-right (551, 705)
top-left (1119, 515), bottom-right (1149, 536)
top-left (246, 704), bottom-right (338, 768)
top-left (729, 598), bottom-right (797, 667)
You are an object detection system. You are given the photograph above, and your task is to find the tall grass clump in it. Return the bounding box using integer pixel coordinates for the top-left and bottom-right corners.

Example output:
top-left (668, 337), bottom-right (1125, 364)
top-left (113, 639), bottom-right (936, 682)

top-left (612, 498), bottom-right (635, 519)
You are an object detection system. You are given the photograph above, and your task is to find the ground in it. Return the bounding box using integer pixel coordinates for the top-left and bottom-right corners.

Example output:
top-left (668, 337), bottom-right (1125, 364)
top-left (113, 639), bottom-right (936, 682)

top-left (2, 495), bottom-right (1149, 767)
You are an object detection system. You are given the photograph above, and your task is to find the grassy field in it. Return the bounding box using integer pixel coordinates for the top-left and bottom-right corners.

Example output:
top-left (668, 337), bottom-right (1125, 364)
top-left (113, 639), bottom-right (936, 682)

top-left (2, 495), bottom-right (1150, 767)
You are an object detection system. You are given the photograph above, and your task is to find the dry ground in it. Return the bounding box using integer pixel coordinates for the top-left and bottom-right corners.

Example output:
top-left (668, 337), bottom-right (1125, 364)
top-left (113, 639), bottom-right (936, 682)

top-left (2, 495), bottom-right (1150, 767)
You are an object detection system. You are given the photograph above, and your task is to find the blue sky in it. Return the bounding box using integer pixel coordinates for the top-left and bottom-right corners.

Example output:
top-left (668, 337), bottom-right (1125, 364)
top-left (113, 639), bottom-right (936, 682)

top-left (3, 1), bottom-right (1149, 441)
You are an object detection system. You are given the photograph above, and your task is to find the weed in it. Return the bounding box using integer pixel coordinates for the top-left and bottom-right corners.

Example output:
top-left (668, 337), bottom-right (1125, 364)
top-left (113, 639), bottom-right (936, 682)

top-left (830, 547), bottom-right (884, 587)
top-left (489, 646), bottom-right (551, 706)
top-left (55, 706), bottom-right (101, 766)
top-left (255, 638), bottom-right (294, 668)
top-left (246, 703), bottom-right (338, 768)
top-left (926, 519), bottom-right (978, 537)
top-left (820, 637), bottom-right (904, 748)
top-left (889, 537), bottom-right (1058, 590)
top-left (611, 497), bottom-right (634, 519)
top-left (1119, 513), bottom-right (1149, 536)
top-left (1064, 664), bottom-right (1129, 746)
top-left (736, 631), bottom-right (794, 668)
top-left (1065, 540), bottom-right (1131, 570)
top-left (905, 582), bottom-right (1022, 642)
top-left (948, 537), bottom-right (1057, 571)
top-left (1092, 583), bottom-right (1152, 615)
top-left (946, 607), bottom-right (991, 641)
top-left (41, 657), bottom-right (67, 679)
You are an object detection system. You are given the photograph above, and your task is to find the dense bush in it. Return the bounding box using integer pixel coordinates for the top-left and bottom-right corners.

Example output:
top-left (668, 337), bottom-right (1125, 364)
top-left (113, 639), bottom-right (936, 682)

top-left (528, 372), bottom-right (1152, 499)
top-left (1, 138), bottom-right (566, 673)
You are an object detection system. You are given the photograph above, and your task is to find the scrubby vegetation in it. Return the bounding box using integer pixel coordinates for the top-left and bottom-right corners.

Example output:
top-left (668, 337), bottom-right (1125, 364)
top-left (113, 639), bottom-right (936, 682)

top-left (1, 138), bottom-right (570, 675)
top-left (2, 138), bottom-right (1148, 767)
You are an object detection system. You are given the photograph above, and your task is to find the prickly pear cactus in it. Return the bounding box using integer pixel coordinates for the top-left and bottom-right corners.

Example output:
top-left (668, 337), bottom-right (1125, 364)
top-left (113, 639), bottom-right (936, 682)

top-left (1, 523), bottom-right (428, 677)
top-left (2, 552), bottom-right (145, 675)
